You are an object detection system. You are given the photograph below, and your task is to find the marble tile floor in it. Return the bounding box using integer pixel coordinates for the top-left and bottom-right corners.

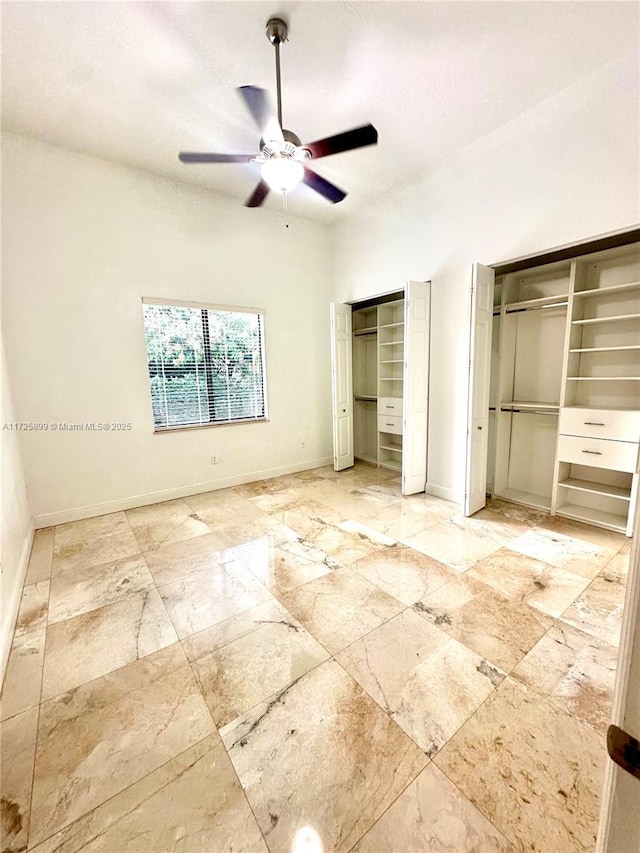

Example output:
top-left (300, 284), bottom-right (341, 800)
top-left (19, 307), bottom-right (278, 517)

top-left (0, 463), bottom-right (630, 853)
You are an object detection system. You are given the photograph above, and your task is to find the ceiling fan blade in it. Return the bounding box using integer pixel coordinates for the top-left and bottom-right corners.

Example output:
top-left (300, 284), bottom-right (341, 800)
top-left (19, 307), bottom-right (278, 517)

top-left (245, 180), bottom-right (270, 208)
top-left (179, 152), bottom-right (254, 163)
top-left (237, 86), bottom-right (283, 142)
top-left (304, 124), bottom-right (378, 160)
top-left (302, 168), bottom-right (347, 204)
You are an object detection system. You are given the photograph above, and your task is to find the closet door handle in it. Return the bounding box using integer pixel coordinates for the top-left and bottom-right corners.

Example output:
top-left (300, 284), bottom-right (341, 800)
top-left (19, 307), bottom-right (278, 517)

top-left (584, 421), bottom-right (606, 426)
top-left (582, 450), bottom-right (603, 455)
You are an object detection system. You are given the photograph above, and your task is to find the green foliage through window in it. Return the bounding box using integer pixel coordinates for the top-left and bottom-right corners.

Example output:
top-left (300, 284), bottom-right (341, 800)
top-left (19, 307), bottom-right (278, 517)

top-left (143, 303), bottom-right (267, 430)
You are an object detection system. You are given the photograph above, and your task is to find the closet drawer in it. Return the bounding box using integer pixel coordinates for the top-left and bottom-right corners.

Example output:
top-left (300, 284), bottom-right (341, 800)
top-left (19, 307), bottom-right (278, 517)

top-left (559, 408), bottom-right (640, 442)
top-left (557, 435), bottom-right (639, 473)
top-left (378, 397), bottom-right (403, 416)
top-left (378, 415), bottom-right (403, 435)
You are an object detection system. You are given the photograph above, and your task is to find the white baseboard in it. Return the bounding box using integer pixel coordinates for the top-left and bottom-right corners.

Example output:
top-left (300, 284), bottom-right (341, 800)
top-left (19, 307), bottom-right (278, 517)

top-left (34, 457), bottom-right (333, 528)
top-left (425, 482), bottom-right (462, 506)
top-left (0, 519), bottom-right (35, 687)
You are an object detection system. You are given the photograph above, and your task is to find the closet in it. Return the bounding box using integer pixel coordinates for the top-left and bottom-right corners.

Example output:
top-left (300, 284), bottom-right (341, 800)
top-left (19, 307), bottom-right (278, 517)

top-left (486, 241), bottom-right (640, 535)
top-left (330, 281), bottom-right (431, 496)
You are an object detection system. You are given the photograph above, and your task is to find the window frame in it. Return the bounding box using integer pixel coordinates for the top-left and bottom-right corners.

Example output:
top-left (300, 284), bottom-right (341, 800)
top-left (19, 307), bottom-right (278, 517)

top-left (141, 297), bottom-right (269, 433)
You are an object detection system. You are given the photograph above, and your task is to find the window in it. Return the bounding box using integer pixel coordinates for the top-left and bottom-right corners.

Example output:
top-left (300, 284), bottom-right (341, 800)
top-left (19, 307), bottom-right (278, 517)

top-left (142, 299), bottom-right (267, 431)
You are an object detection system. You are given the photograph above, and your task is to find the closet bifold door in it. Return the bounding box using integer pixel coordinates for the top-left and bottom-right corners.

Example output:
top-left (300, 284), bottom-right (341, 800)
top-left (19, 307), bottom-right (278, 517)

top-left (330, 302), bottom-right (354, 470)
top-left (402, 281), bottom-right (431, 495)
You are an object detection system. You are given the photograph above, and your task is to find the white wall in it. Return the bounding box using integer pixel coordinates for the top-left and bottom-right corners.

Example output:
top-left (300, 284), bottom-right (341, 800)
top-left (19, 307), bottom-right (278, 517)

top-left (331, 56), bottom-right (639, 502)
top-left (1, 133), bottom-right (334, 525)
top-left (0, 337), bottom-right (33, 675)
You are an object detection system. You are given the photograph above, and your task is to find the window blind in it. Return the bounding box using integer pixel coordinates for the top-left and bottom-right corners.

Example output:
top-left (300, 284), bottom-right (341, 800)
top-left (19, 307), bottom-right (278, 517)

top-left (142, 302), bottom-right (267, 431)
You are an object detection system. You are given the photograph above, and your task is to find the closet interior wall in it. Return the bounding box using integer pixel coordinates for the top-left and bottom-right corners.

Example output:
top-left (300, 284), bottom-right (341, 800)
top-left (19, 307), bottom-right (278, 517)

top-left (487, 242), bottom-right (640, 535)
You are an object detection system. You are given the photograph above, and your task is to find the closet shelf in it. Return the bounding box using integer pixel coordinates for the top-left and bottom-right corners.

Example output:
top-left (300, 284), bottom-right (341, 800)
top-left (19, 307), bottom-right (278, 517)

top-left (379, 321), bottom-right (404, 329)
top-left (500, 401), bottom-right (560, 411)
top-left (379, 460), bottom-right (402, 472)
top-left (379, 443), bottom-right (403, 453)
top-left (354, 395), bottom-right (377, 402)
top-left (379, 359), bottom-right (404, 364)
top-left (378, 341), bottom-right (404, 347)
top-left (566, 376), bottom-right (640, 381)
top-left (569, 345), bottom-right (640, 353)
top-left (556, 503), bottom-right (627, 533)
top-left (573, 281), bottom-right (640, 298)
top-left (379, 377), bottom-right (404, 381)
top-left (557, 477), bottom-right (631, 501)
top-left (494, 488), bottom-right (552, 511)
top-left (504, 294), bottom-right (569, 312)
top-left (353, 326), bottom-right (377, 336)
top-left (572, 314), bottom-right (640, 325)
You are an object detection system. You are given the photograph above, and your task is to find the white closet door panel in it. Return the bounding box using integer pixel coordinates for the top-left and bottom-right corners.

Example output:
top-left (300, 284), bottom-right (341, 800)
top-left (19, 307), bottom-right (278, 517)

top-left (330, 303), bottom-right (354, 471)
top-left (465, 263), bottom-right (495, 515)
top-left (402, 281), bottom-right (431, 495)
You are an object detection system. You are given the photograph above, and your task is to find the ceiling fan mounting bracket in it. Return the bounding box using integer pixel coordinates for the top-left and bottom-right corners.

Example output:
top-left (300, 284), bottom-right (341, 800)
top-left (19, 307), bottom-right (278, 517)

top-left (266, 18), bottom-right (288, 45)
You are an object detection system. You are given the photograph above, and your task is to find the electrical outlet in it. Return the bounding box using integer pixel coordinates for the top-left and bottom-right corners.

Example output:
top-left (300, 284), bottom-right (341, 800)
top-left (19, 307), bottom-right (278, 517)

top-left (210, 456), bottom-right (218, 465)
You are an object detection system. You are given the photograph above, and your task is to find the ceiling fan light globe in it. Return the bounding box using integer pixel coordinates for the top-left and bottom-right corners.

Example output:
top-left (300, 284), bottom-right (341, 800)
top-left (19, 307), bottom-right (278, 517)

top-left (260, 158), bottom-right (304, 193)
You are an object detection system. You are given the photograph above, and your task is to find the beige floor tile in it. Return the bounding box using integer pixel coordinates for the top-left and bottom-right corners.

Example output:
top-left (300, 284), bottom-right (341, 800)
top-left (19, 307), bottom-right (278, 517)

top-left (0, 628), bottom-right (45, 721)
top-left (214, 516), bottom-right (285, 550)
top-left (435, 679), bottom-right (605, 853)
top-left (126, 498), bottom-right (211, 552)
top-left (14, 580), bottom-right (49, 638)
top-left (246, 486), bottom-right (309, 513)
top-left (48, 555), bottom-right (154, 624)
top-left (449, 510), bottom-right (532, 545)
top-left (42, 589), bottom-right (178, 700)
top-left (507, 527), bottom-right (616, 580)
top-left (603, 548), bottom-right (630, 578)
top-left (141, 531), bottom-right (232, 587)
top-left (483, 498), bottom-right (549, 527)
top-left (297, 518), bottom-right (392, 567)
top-left (158, 561), bottom-right (272, 638)
top-left (280, 567), bottom-right (404, 654)
top-left (221, 659), bottom-right (427, 853)
top-left (353, 763), bottom-right (513, 852)
top-left (352, 543), bottom-right (456, 606)
top-left (311, 484), bottom-right (400, 520)
top-left (467, 547), bottom-right (591, 618)
top-left (29, 643), bottom-right (216, 847)
top-left (29, 736), bottom-right (267, 853)
top-left (336, 609), bottom-right (504, 757)
top-left (25, 528), bottom-right (55, 584)
top-left (184, 599), bottom-right (329, 726)
top-left (548, 516), bottom-right (627, 550)
top-left (53, 513), bottom-right (140, 576)
top-left (560, 570), bottom-right (626, 647)
top-left (403, 517), bottom-right (503, 571)
top-left (184, 491), bottom-right (267, 528)
top-left (414, 574), bottom-right (553, 672)
top-left (358, 497), bottom-right (457, 539)
top-left (512, 621), bottom-right (617, 736)
top-left (0, 706), bottom-right (39, 853)
top-left (239, 541), bottom-right (335, 595)
top-left (54, 512), bottom-right (131, 549)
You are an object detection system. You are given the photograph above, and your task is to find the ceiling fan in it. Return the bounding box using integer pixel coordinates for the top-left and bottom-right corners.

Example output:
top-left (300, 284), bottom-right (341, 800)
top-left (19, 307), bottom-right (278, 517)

top-left (178, 17), bottom-right (378, 208)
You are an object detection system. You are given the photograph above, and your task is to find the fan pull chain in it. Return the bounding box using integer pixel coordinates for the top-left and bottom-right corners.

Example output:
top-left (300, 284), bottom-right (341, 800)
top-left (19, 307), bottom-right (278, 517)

top-left (282, 191), bottom-right (290, 228)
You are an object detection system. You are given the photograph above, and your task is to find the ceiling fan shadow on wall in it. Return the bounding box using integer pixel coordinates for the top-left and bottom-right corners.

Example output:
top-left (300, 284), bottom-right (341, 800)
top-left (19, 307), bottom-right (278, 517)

top-left (178, 17), bottom-right (378, 209)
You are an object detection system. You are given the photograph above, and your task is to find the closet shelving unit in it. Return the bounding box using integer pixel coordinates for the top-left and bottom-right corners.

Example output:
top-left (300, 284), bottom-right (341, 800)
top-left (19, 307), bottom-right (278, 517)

top-left (488, 242), bottom-right (640, 535)
top-left (377, 300), bottom-right (405, 472)
top-left (553, 251), bottom-right (640, 535)
top-left (351, 299), bottom-right (407, 472)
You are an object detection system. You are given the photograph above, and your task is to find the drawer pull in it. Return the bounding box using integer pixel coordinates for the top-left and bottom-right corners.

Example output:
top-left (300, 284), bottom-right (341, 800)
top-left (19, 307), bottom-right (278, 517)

top-left (582, 450), bottom-right (603, 455)
top-left (385, 405), bottom-right (394, 409)
top-left (584, 421), bottom-right (606, 426)
top-left (385, 422), bottom-right (395, 427)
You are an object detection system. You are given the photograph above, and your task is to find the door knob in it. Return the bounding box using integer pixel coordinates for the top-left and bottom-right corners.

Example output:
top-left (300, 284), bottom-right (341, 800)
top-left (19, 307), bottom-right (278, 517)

top-left (478, 425), bottom-right (483, 430)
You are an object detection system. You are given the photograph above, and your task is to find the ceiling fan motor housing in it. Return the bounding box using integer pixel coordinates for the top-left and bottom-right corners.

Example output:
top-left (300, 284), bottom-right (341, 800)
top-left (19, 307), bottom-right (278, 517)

top-left (266, 18), bottom-right (288, 45)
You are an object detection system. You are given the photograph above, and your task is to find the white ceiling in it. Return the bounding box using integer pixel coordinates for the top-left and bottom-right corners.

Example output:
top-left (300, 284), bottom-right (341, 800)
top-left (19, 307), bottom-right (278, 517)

top-left (2, 1), bottom-right (637, 222)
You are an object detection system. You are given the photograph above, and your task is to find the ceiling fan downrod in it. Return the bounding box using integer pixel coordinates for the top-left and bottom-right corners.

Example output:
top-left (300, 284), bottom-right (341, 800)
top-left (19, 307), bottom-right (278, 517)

top-left (266, 18), bottom-right (287, 130)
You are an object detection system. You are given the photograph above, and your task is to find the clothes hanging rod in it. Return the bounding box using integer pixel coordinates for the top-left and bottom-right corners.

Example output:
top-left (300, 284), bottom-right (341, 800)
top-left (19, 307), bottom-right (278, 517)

top-left (505, 300), bottom-right (568, 315)
top-left (500, 407), bottom-right (559, 416)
